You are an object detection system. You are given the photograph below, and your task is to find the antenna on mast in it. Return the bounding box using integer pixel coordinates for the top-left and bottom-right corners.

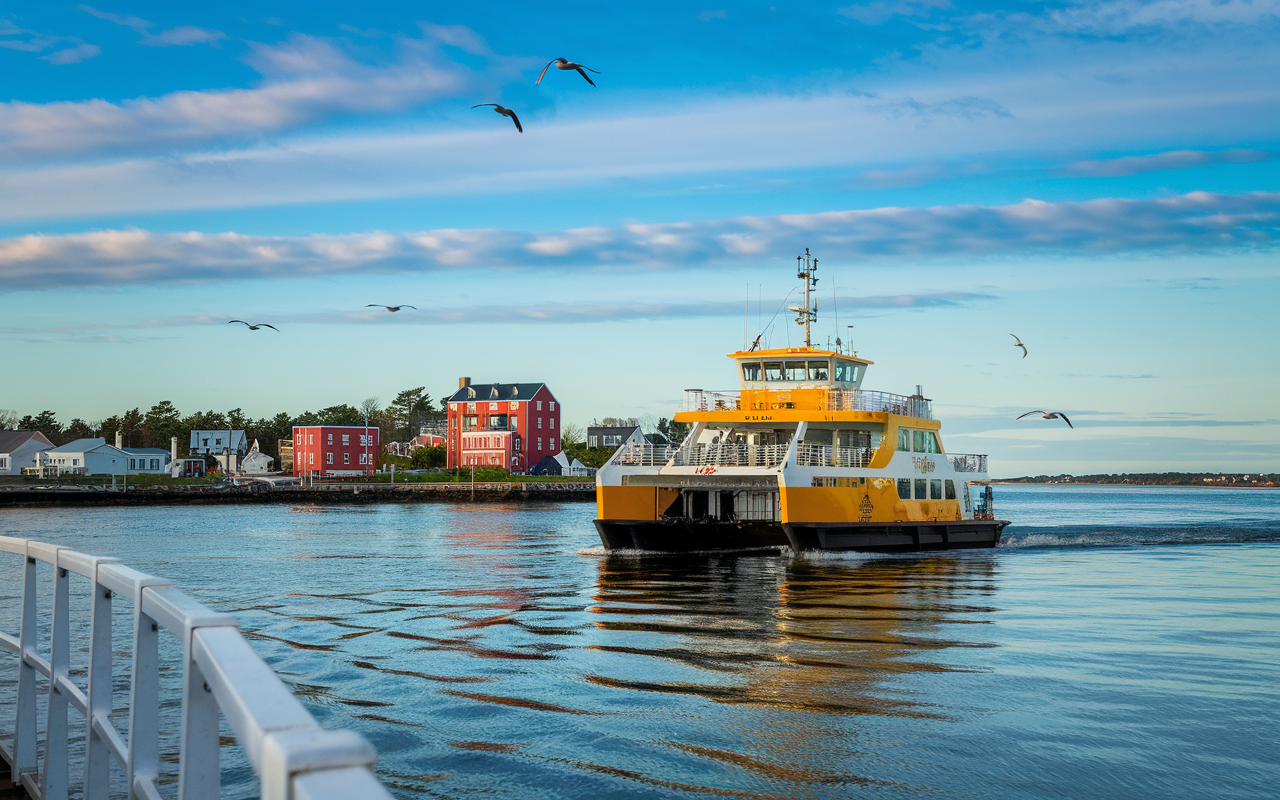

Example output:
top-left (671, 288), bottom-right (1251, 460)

top-left (789, 248), bottom-right (819, 348)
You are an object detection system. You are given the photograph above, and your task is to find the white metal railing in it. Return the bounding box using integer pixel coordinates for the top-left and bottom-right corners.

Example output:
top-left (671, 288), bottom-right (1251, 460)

top-left (671, 442), bottom-right (791, 468)
top-left (683, 388), bottom-right (932, 419)
top-left (609, 444), bottom-right (675, 467)
top-left (682, 390), bottom-right (742, 412)
top-left (950, 454), bottom-right (989, 473)
top-left (0, 536), bottom-right (392, 800)
top-left (794, 444), bottom-right (875, 468)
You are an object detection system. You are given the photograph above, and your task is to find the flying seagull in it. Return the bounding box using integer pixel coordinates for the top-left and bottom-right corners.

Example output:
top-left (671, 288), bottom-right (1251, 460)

top-left (1011, 333), bottom-right (1027, 358)
top-left (228, 320), bottom-right (279, 331)
top-left (366, 304), bottom-right (418, 312)
top-left (471, 104), bottom-right (522, 133)
top-left (536, 58), bottom-right (599, 86)
top-left (1016, 410), bottom-right (1073, 428)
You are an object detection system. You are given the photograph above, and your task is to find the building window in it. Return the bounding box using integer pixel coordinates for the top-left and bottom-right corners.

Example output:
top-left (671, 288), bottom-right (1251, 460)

top-left (551, 438), bottom-right (556, 450)
top-left (490, 402), bottom-right (498, 410)
top-left (538, 418), bottom-right (543, 429)
top-left (550, 418), bottom-right (555, 429)
top-left (342, 434), bottom-right (349, 445)
top-left (202, 438), bottom-right (209, 447)
top-left (151, 459), bottom-right (159, 470)
top-left (343, 453), bottom-right (349, 464)
top-left (309, 434), bottom-right (314, 445)
top-left (326, 453), bottom-right (333, 464)
top-left (215, 438), bottom-right (222, 446)
top-left (310, 453), bottom-right (315, 465)
top-left (129, 459), bottom-right (136, 469)
top-left (536, 401), bottom-right (542, 411)
top-left (550, 401), bottom-right (555, 411)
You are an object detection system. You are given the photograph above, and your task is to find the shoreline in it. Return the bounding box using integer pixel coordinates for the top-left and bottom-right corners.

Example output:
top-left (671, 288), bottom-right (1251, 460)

top-left (992, 481), bottom-right (1279, 489)
top-left (0, 481), bottom-right (596, 508)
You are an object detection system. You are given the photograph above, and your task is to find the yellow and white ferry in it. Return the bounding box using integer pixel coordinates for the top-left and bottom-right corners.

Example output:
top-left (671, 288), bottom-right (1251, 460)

top-left (595, 250), bottom-right (1007, 553)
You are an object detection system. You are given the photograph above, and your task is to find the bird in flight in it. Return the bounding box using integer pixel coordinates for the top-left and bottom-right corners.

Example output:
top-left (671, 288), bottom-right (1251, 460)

top-left (228, 320), bottom-right (279, 331)
top-left (1016, 410), bottom-right (1073, 428)
top-left (366, 304), bottom-right (417, 313)
top-left (1011, 334), bottom-right (1027, 358)
top-left (471, 104), bottom-right (522, 133)
top-left (536, 58), bottom-right (599, 86)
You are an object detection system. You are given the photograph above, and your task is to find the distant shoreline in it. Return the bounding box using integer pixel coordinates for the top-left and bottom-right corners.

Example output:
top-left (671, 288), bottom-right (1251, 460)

top-left (993, 481), bottom-right (1279, 489)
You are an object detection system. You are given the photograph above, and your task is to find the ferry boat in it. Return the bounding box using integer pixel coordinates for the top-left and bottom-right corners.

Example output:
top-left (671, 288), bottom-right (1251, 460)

top-left (594, 250), bottom-right (1008, 553)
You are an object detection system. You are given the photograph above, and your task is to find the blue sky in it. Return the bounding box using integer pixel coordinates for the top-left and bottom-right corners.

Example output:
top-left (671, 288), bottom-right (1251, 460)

top-left (2, 0), bottom-right (1278, 475)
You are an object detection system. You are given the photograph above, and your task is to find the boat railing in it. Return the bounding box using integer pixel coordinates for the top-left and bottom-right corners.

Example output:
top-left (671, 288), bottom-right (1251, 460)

top-left (794, 444), bottom-right (875, 468)
top-left (682, 389), bottom-right (742, 412)
top-left (609, 443), bottom-right (675, 467)
top-left (0, 536), bottom-right (392, 800)
top-left (950, 454), bottom-right (989, 473)
top-left (824, 390), bottom-right (933, 419)
top-left (671, 442), bottom-right (791, 468)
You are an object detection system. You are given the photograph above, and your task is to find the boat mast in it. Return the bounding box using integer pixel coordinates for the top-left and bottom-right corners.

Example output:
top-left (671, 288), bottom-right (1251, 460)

top-left (794, 248), bottom-right (819, 348)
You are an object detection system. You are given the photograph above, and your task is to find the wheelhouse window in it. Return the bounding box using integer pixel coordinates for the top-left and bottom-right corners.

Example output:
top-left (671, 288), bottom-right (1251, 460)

top-left (807, 360), bottom-right (829, 381)
top-left (913, 431), bottom-right (940, 453)
top-left (783, 361), bottom-right (807, 381)
top-left (741, 362), bottom-right (762, 381)
top-left (762, 362), bottom-right (784, 381)
top-left (835, 360), bottom-right (860, 383)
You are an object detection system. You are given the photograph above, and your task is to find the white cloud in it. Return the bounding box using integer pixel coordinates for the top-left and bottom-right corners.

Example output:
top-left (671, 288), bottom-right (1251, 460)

top-left (40, 43), bottom-right (101, 64)
top-left (78, 5), bottom-right (225, 47)
top-left (1068, 148), bottom-right (1275, 177)
top-left (1047, 0), bottom-right (1280, 34)
top-left (0, 32), bottom-right (471, 160)
top-left (0, 191), bottom-right (1276, 290)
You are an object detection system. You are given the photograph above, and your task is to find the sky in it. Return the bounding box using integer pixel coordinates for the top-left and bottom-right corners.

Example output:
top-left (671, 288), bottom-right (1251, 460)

top-left (2, 0), bottom-right (1278, 476)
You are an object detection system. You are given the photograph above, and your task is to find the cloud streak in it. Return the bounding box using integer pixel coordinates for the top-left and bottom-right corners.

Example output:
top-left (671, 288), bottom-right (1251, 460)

top-left (1068, 148), bottom-right (1278, 177)
top-left (1, 191), bottom-right (1277, 290)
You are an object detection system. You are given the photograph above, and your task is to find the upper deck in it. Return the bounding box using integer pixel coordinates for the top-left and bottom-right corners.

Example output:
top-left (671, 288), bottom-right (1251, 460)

top-left (674, 346), bottom-right (933, 423)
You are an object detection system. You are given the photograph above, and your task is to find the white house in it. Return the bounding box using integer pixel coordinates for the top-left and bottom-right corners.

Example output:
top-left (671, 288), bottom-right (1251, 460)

top-left (240, 440), bottom-right (275, 474)
top-left (0, 431), bottom-right (54, 475)
top-left (189, 430), bottom-right (247, 456)
top-left (34, 438), bottom-right (130, 476)
top-left (552, 451), bottom-right (596, 477)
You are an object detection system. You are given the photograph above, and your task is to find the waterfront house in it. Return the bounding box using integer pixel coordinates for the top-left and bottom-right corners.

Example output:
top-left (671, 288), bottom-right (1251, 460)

top-left (33, 438), bottom-right (130, 477)
top-left (587, 425), bottom-right (645, 450)
top-left (444, 378), bottom-right (560, 473)
top-left (189, 430), bottom-right (248, 456)
top-left (292, 425), bottom-right (380, 478)
top-left (121, 447), bottom-right (171, 475)
top-left (0, 430), bottom-right (54, 475)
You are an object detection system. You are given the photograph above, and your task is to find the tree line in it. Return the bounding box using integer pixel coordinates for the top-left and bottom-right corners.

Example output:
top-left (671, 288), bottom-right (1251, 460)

top-left (0, 387), bottom-right (443, 463)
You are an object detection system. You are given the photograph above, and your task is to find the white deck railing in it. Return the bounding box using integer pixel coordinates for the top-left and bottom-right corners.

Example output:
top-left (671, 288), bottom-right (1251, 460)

top-left (608, 444), bottom-right (675, 467)
top-left (949, 454), bottom-right (989, 473)
top-left (683, 388), bottom-right (933, 419)
top-left (794, 444), bottom-right (875, 468)
top-left (0, 536), bottom-right (392, 800)
top-left (671, 442), bottom-right (791, 468)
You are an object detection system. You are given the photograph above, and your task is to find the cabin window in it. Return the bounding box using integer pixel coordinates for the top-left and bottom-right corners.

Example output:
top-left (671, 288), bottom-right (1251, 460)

top-left (930, 480), bottom-right (942, 500)
top-left (835, 360), bottom-right (860, 382)
top-left (741, 362), bottom-right (762, 381)
top-left (915, 479), bottom-right (927, 500)
top-left (783, 361), bottom-right (806, 381)
top-left (807, 360), bottom-right (829, 381)
top-left (913, 431), bottom-right (939, 453)
top-left (897, 429), bottom-right (911, 451)
top-left (763, 362), bottom-right (784, 381)
top-left (945, 480), bottom-right (957, 500)
top-left (897, 478), bottom-right (911, 499)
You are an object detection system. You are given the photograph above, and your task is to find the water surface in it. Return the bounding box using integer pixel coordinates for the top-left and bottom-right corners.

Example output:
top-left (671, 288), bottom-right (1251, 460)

top-left (1, 486), bottom-right (1277, 799)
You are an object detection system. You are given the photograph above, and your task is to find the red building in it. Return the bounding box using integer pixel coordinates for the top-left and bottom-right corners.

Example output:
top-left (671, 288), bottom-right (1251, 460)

top-left (445, 379), bottom-right (560, 472)
top-left (293, 425), bottom-right (380, 477)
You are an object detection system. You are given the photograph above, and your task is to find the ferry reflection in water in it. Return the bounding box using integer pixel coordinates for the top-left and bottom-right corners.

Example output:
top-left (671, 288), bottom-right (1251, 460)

top-left (586, 552), bottom-right (999, 792)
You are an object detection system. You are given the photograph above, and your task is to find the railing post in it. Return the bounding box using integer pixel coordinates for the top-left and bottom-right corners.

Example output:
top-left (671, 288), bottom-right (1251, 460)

top-left (85, 572), bottom-right (114, 800)
top-left (128, 601), bottom-right (161, 799)
top-left (178, 654), bottom-right (220, 800)
top-left (13, 552), bottom-right (38, 780)
top-left (41, 555), bottom-right (71, 800)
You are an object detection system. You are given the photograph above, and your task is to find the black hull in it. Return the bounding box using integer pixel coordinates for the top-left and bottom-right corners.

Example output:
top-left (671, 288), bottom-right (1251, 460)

top-left (594, 519), bottom-right (789, 552)
top-left (783, 520), bottom-right (1009, 552)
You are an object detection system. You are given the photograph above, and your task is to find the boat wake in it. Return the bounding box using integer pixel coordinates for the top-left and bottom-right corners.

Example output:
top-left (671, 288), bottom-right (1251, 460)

top-left (1000, 521), bottom-right (1280, 549)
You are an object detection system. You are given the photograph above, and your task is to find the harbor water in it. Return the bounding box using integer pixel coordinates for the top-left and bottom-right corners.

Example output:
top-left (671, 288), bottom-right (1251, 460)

top-left (2, 485), bottom-right (1278, 798)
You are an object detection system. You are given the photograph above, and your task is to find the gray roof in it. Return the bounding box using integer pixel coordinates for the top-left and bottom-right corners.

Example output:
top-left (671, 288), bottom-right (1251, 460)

top-left (49, 437), bottom-right (109, 453)
top-left (587, 426), bottom-right (640, 436)
top-left (446, 383), bottom-right (550, 403)
top-left (124, 448), bottom-right (170, 456)
top-left (0, 430), bottom-right (53, 453)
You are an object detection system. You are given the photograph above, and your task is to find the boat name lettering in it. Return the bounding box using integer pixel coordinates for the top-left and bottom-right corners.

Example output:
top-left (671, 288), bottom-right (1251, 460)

top-left (912, 457), bottom-right (936, 474)
top-left (694, 466), bottom-right (718, 474)
top-left (743, 415), bottom-right (773, 421)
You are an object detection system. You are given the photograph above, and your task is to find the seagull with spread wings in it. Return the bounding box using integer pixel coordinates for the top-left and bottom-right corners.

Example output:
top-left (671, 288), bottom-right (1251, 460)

top-left (366, 305), bottom-right (417, 313)
top-left (1011, 333), bottom-right (1027, 358)
top-left (471, 104), bottom-right (522, 132)
top-left (536, 58), bottom-right (599, 86)
top-left (228, 320), bottom-right (279, 331)
top-left (1016, 410), bottom-right (1073, 428)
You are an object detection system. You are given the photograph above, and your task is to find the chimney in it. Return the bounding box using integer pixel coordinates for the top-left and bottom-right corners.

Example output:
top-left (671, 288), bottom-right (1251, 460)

top-left (459, 377), bottom-right (471, 388)
top-left (115, 431), bottom-right (122, 449)
top-left (171, 436), bottom-right (178, 463)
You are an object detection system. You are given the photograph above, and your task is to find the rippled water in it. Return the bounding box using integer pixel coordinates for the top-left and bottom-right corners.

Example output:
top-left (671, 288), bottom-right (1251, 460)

top-left (2, 486), bottom-right (1278, 799)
